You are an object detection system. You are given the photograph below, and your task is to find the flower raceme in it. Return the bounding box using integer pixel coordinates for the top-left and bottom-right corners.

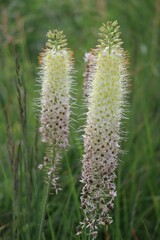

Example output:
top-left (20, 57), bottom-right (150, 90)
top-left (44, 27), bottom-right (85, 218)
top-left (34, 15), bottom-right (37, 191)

top-left (78, 21), bottom-right (129, 238)
top-left (38, 30), bottom-right (74, 191)
top-left (39, 30), bottom-right (73, 149)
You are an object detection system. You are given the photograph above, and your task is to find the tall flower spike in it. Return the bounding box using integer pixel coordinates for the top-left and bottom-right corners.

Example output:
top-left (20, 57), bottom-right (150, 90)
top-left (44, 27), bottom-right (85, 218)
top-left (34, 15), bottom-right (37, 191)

top-left (78, 21), bottom-right (129, 239)
top-left (38, 30), bottom-right (74, 191)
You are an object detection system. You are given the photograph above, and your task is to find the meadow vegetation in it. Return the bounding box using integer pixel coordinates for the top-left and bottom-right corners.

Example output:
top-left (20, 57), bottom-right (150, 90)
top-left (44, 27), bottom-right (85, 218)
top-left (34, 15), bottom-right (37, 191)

top-left (0, 0), bottom-right (160, 239)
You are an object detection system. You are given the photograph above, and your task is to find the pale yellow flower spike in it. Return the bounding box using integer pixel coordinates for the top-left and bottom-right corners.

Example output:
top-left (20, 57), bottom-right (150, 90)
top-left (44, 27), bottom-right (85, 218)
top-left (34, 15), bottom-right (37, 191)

top-left (38, 30), bottom-right (74, 191)
top-left (78, 21), bottom-right (129, 239)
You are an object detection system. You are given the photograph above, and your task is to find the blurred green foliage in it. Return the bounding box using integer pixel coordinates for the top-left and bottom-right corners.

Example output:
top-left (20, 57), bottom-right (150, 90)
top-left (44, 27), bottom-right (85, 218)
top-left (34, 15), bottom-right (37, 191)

top-left (0, 0), bottom-right (160, 239)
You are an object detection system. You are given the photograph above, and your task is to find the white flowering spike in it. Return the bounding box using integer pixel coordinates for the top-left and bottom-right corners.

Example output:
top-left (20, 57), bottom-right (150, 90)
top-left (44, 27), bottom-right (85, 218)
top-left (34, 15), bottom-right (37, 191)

top-left (38, 30), bottom-right (74, 191)
top-left (39, 30), bottom-right (73, 149)
top-left (78, 21), bottom-right (129, 238)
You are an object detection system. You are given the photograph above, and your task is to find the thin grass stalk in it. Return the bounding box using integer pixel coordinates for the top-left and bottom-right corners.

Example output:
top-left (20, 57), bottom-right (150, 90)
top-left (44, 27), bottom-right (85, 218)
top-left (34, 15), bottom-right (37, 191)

top-left (14, 48), bottom-right (32, 239)
top-left (3, 109), bottom-right (20, 239)
top-left (47, 207), bottom-right (56, 240)
top-left (65, 153), bottom-right (81, 220)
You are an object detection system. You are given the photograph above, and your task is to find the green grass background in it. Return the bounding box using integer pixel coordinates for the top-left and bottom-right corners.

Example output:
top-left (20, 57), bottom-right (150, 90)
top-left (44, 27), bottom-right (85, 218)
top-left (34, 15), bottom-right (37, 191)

top-left (0, 0), bottom-right (160, 239)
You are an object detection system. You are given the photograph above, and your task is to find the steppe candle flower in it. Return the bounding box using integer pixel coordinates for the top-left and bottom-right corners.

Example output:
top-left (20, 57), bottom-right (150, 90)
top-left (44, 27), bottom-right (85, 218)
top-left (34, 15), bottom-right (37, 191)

top-left (38, 30), bottom-right (74, 191)
top-left (78, 21), bottom-right (129, 238)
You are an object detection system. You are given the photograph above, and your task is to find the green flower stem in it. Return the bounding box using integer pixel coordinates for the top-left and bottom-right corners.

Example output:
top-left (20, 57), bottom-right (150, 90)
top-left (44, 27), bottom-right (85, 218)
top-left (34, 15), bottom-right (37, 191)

top-left (38, 146), bottom-right (55, 240)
